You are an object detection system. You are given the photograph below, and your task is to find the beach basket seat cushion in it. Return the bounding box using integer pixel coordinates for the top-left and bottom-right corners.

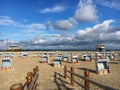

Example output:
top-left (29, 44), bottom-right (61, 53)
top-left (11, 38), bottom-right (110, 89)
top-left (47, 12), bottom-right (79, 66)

top-left (2, 60), bottom-right (11, 68)
top-left (42, 57), bottom-right (48, 61)
top-left (96, 60), bottom-right (108, 70)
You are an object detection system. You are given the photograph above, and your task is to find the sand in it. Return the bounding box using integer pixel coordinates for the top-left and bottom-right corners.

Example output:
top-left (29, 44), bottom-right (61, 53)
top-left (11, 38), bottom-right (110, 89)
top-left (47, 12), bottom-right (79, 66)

top-left (0, 51), bottom-right (120, 90)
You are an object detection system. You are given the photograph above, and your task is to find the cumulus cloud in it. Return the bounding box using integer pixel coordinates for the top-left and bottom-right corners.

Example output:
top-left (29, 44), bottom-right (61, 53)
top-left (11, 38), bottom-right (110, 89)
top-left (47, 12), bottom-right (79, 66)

top-left (54, 20), bottom-right (73, 30)
top-left (74, 0), bottom-right (98, 22)
top-left (23, 20), bottom-right (120, 50)
top-left (54, 18), bottom-right (77, 30)
top-left (1, 39), bottom-right (14, 45)
top-left (75, 19), bottom-right (120, 50)
top-left (76, 19), bottom-right (115, 41)
top-left (0, 32), bottom-right (74, 49)
top-left (50, 0), bottom-right (98, 30)
top-left (1, 16), bottom-right (120, 50)
top-left (40, 5), bottom-right (66, 13)
top-left (0, 39), bottom-right (15, 49)
top-left (1, 19), bottom-right (120, 50)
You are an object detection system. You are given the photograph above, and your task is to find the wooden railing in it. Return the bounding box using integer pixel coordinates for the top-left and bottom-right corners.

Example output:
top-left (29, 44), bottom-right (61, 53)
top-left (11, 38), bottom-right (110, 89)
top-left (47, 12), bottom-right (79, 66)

top-left (64, 66), bottom-right (118, 90)
top-left (10, 66), bottom-right (39, 90)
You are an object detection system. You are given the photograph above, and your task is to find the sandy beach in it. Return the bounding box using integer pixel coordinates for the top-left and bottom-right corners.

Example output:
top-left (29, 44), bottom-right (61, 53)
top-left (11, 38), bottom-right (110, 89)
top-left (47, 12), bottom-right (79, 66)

top-left (0, 51), bottom-right (120, 90)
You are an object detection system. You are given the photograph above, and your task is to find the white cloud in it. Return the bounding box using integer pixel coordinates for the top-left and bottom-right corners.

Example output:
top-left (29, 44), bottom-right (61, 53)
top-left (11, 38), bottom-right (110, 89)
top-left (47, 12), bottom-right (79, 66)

top-left (0, 39), bottom-right (15, 49)
top-left (54, 20), bottom-right (73, 30)
top-left (18, 23), bottom-right (46, 38)
top-left (34, 38), bottom-right (46, 44)
top-left (46, 0), bottom-right (98, 30)
top-left (0, 16), bottom-right (46, 38)
top-left (54, 18), bottom-right (77, 30)
top-left (77, 30), bottom-right (85, 36)
top-left (93, 20), bottom-right (114, 30)
top-left (116, 31), bottom-right (120, 35)
top-left (76, 19), bottom-right (116, 41)
top-left (20, 29), bottom-right (43, 34)
top-left (26, 23), bottom-right (45, 29)
top-left (0, 16), bottom-right (46, 30)
top-left (49, 0), bottom-right (99, 30)
top-left (1, 19), bottom-right (120, 50)
top-left (0, 16), bottom-right (17, 26)
top-left (95, 0), bottom-right (120, 10)
top-left (3, 39), bottom-right (14, 44)
top-left (46, 17), bottom-right (77, 30)
top-left (17, 19), bottom-right (119, 50)
top-left (0, 16), bottom-right (11, 19)
top-left (69, 17), bottom-right (77, 25)
top-left (74, 0), bottom-right (98, 22)
top-left (0, 16), bottom-right (26, 28)
top-left (51, 34), bottom-right (60, 37)
top-left (40, 5), bottom-right (66, 13)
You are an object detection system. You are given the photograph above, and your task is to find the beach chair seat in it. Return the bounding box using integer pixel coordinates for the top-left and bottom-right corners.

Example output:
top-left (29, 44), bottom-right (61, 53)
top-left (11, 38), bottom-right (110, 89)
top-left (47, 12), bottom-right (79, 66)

top-left (1, 59), bottom-right (11, 71)
top-left (71, 56), bottom-right (78, 64)
top-left (54, 57), bottom-right (62, 67)
top-left (42, 55), bottom-right (48, 63)
top-left (96, 59), bottom-right (109, 74)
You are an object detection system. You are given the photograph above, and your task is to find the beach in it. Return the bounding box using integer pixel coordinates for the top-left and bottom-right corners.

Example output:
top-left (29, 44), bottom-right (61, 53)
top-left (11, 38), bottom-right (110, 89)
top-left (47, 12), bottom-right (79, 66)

top-left (0, 51), bottom-right (120, 90)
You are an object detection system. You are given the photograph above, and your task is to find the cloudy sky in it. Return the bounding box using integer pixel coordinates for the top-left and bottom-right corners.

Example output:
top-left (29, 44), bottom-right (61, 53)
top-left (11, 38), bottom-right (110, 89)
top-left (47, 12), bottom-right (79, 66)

top-left (0, 0), bottom-right (120, 50)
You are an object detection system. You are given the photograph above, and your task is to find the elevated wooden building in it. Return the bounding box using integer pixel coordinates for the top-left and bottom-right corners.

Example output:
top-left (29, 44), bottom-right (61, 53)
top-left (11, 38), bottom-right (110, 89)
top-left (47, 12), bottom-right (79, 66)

top-left (96, 45), bottom-right (106, 52)
top-left (6, 46), bottom-right (22, 51)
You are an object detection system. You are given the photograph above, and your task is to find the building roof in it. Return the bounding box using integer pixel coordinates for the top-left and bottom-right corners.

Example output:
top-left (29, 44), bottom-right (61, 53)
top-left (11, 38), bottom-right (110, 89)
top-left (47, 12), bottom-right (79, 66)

top-left (7, 46), bottom-right (22, 50)
top-left (96, 45), bottom-right (105, 48)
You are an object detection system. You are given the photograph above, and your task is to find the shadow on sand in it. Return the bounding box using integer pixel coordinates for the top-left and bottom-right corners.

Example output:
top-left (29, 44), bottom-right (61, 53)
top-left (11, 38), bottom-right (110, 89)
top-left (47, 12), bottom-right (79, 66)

top-left (49, 63), bottom-right (54, 67)
top-left (54, 72), bottom-right (75, 90)
top-left (77, 68), bottom-right (96, 74)
top-left (108, 61), bottom-right (118, 64)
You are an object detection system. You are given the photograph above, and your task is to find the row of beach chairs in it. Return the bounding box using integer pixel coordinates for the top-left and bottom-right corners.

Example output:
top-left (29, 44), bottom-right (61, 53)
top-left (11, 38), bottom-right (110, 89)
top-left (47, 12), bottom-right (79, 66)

top-left (0, 51), bottom-right (116, 60)
top-left (0, 51), bottom-right (120, 74)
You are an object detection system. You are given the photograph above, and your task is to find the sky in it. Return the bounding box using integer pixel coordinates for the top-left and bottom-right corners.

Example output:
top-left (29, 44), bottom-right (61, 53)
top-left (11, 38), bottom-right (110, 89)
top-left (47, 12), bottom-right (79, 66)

top-left (0, 0), bottom-right (120, 50)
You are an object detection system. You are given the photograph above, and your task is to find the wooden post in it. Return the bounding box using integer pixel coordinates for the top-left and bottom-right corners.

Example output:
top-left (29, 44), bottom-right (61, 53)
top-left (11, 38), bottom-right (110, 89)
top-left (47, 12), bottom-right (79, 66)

top-left (36, 66), bottom-right (39, 72)
top-left (64, 66), bottom-right (67, 79)
top-left (69, 53), bottom-right (72, 62)
top-left (10, 83), bottom-right (22, 90)
top-left (27, 72), bottom-right (32, 87)
top-left (77, 59), bottom-right (78, 63)
top-left (84, 70), bottom-right (90, 90)
top-left (108, 66), bottom-right (110, 73)
top-left (33, 66), bottom-right (39, 77)
top-left (33, 68), bottom-right (36, 77)
top-left (71, 67), bottom-right (74, 86)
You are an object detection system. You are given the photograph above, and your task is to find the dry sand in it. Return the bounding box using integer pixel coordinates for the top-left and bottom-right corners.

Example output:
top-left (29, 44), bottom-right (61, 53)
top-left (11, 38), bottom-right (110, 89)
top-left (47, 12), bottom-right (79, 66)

top-left (0, 51), bottom-right (120, 90)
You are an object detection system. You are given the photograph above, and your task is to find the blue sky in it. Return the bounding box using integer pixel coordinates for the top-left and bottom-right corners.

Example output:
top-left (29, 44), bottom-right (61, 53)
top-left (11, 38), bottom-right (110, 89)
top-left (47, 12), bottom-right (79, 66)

top-left (0, 0), bottom-right (120, 50)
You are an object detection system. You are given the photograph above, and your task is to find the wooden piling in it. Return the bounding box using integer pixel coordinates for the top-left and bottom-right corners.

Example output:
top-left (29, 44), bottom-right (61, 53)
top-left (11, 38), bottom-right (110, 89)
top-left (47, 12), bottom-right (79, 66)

top-left (27, 72), bottom-right (32, 87)
top-left (33, 68), bottom-right (36, 77)
top-left (108, 66), bottom-right (110, 73)
top-left (36, 66), bottom-right (39, 72)
top-left (71, 67), bottom-right (74, 86)
top-left (64, 66), bottom-right (67, 79)
top-left (10, 83), bottom-right (22, 90)
top-left (10, 66), bottom-right (39, 90)
top-left (84, 70), bottom-right (90, 90)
